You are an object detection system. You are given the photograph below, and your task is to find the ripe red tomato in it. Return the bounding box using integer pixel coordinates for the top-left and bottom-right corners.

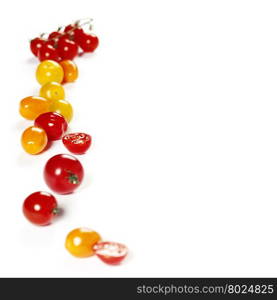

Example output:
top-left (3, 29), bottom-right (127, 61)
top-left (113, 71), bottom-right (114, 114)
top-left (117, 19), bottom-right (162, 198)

top-left (35, 112), bottom-right (68, 141)
top-left (58, 34), bottom-right (71, 43)
top-left (73, 28), bottom-right (85, 44)
top-left (57, 38), bottom-right (78, 60)
top-left (62, 133), bottom-right (91, 154)
top-left (62, 25), bottom-right (75, 41)
top-left (79, 34), bottom-right (99, 52)
top-left (44, 39), bottom-right (56, 47)
top-left (64, 24), bottom-right (74, 33)
top-left (30, 38), bottom-right (46, 56)
top-left (93, 242), bottom-right (128, 265)
top-left (38, 43), bottom-right (60, 62)
top-left (23, 191), bottom-right (58, 226)
top-left (44, 154), bottom-right (84, 194)
top-left (48, 31), bottom-right (63, 41)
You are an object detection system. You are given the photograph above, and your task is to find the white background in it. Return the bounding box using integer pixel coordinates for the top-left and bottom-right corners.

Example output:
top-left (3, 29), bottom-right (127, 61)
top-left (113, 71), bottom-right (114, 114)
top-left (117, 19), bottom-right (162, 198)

top-left (0, 0), bottom-right (276, 277)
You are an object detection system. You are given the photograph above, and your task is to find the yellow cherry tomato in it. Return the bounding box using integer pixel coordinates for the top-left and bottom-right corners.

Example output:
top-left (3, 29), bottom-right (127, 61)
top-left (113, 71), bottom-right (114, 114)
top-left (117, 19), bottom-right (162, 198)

top-left (40, 82), bottom-right (65, 102)
top-left (36, 60), bottom-right (64, 85)
top-left (65, 228), bottom-right (101, 258)
top-left (60, 60), bottom-right (79, 83)
top-left (51, 99), bottom-right (73, 122)
top-left (21, 126), bottom-right (48, 155)
top-left (19, 96), bottom-right (51, 120)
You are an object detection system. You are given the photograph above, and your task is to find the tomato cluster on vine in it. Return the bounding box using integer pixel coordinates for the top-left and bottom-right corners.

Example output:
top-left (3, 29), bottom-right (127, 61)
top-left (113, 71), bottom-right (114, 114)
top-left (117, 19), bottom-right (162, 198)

top-left (30, 20), bottom-right (99, 62)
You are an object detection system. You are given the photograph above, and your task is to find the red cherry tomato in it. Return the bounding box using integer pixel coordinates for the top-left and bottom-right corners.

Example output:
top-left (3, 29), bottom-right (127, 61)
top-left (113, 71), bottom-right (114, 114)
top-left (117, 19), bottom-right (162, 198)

top-left (38, 43), bottom-right (60, 62)
top-left (63, 25), bottom-right (76, 41)
top-left (93, 242), bottom-right (128, 265)
top-left (45, 39), bottom-right (56, 47)
top-left (58, 34), bottom-right (71, 43)
top-left (35, 112), bottom-right (68, 141)
top-left (30, 38), bottom-right (46, 57)
top-left (62, 133), bottom-right (91, 154)
top-left (64, 24), bottom-right (75, 33)
top-left (23, 191), bottom-right (58, 226)
top-left (57, 39), bottom-right (78, 60)
top-left (48, 31), bottom-right (63, 41)
top-left (64, 25), bottom-right (84, 43)
top-left (44, 154), bottom-right (84, 194)
top-left (79, 34), bottom-right (99, 53)
top-left (73, 28), bottom-right (85, 44)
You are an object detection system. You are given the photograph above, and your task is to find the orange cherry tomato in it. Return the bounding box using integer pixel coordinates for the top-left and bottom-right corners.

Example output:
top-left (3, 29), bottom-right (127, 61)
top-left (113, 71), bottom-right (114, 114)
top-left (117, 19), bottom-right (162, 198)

top-left (60, 60), bottom-right (78, 83)
top-left (21, 126), bottom-right (48, 155)
top-left (65, 228), bottom-right (101, 258)
top-left (19, 96), bottom-right (51, 120)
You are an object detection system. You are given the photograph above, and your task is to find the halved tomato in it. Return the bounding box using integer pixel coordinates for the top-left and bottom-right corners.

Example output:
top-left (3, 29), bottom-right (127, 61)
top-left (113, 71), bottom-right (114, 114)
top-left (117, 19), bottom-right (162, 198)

top-left (93, 241), bottom-right (128, 265)
top-left (62, 133), bottom-right (91, 154)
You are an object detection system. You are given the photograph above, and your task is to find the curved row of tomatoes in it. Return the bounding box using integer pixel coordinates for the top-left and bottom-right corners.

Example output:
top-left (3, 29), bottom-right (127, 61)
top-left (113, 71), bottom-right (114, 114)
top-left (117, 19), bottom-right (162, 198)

top-left (19, 20), bottom-right (128, 265)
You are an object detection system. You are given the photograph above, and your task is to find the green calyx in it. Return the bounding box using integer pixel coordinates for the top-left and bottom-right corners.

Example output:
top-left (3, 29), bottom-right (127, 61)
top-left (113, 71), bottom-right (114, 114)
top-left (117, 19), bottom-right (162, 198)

top-left (52, 207), bottom-right (60, 215)
top-left (66, 171), bottom-right (80, 185)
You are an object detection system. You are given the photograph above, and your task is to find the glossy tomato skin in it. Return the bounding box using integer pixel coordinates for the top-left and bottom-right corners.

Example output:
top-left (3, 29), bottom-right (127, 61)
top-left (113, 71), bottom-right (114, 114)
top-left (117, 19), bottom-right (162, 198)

top-left (40, 81), bottom-right (65, 102)
top-left (21, 126), bottom-right (48, 155)
top-left (35, 112), bottom-right (68, 141)
top-left (48, 31), bottom-right (63, 42)
top-left (50, 99), bottom-right (73, 123)
top-left (36, 60), bottom-right (64, 85)
top-left (65, 228), bottom-right (101, 257)
top-left (23, 191), bottom-right (58, 226)
top-left (30, 38), bottom-right (46, 56)
top-left (19, 96), bottom-right (51, 120)
top-left (62, 133), bottom-right (91, 154)
top-left (64, 25), bottom-right (84, 43)
top-left (64, 24), bottom-right (74, 33)
top-left (73, 28), bottom-right (85, 44)
top-left (63, 25), bottom-right (75, 41)
top-left (60, 60), bottom-right (78, 83)
top-left (93, 242), bottom-right (128, 265)
top-left (79, 34), bottom-right (99, 52)
top-left (44, 154), bottom-right (84, 194)
top-left (57, 38), bottom-right (78, 60)
top-left (38, 43), bottom-right (60, 62)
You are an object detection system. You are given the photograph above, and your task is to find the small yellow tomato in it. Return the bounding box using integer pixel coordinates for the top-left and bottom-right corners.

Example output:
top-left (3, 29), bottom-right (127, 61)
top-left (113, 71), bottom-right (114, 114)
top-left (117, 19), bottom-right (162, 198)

top-left (51, 99), bottom-right (73, 122)
top-left (65, 228), bottom-right (101, 258)
top-left (40, 82), bottom-right (65, 102)
top-left (19, 96), bottom-right (51, 120)
top-left (36, 60), bottom-right (64, 85)
top-left (21, 126), bottom-right (48, 155)
top-left (60, 60), bottom-right (79, 83)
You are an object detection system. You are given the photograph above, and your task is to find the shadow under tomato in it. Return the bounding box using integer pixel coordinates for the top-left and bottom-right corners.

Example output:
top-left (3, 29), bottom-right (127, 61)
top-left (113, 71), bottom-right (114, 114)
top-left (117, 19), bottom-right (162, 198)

top-left (52, 206), bottom-right (65, 224)
top-left (26, 56), bottom-right (38, 65)
top-left (77, 172), bottom-right (93, 192)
